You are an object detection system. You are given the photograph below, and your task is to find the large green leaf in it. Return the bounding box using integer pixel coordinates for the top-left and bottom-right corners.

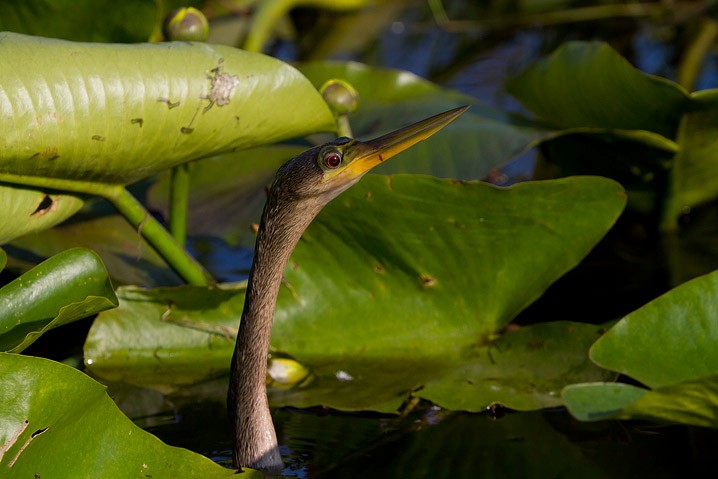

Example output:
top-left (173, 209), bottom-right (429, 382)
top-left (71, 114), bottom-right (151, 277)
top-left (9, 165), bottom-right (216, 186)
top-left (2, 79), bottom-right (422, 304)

top-left (86, 175), bottom-right (624, 411)
top-left (299, 61), bottom-right (545, 180)
top-left (0, 184), bottom-right (84, 244)
top-left (590, 269), bottom-right (718, 388)
top-left (0, 353), bottom-right (254, 478)
top-left (0, 248), bottom-right (118, 352)
top-left (506, 41), bottom-right (689, 137)
top-left (563, 269), bottom-right (718, 428)
top-left (272, 175), bottom-right (625, 355)
top-left (0, 32), bottom-right (334, 185)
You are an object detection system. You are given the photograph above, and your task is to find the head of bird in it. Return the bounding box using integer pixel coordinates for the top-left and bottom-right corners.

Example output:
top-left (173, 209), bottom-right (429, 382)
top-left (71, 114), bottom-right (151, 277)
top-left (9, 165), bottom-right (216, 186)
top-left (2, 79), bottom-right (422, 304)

top-left (268, 105), bottom-right (469, 210)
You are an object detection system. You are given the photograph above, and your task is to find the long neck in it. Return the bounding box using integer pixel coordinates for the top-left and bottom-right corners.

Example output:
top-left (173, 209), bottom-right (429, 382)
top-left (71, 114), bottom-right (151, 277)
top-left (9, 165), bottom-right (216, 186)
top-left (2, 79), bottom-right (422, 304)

top-left (228, 191), bottom-right (321, 474)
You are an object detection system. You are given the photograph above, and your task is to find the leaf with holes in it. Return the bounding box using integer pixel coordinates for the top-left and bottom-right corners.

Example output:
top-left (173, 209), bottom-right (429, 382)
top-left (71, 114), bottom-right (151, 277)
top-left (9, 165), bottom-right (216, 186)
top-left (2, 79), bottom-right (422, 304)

top-left (0, 185), bottom-right (85, 244)
top-left (0, 32), bottom-right (333, 186)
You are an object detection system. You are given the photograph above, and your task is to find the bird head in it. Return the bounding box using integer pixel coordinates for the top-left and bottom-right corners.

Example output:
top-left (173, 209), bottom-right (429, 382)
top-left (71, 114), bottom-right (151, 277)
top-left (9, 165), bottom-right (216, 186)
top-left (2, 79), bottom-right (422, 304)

top-left (270, 105), bottom-right (469, 205)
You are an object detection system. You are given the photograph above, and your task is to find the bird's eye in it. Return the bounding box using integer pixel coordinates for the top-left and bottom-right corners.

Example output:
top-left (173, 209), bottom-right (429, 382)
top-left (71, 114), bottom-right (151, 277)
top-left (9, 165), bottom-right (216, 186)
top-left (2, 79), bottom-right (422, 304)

top-left (324, 152), bottom-right (342, 169)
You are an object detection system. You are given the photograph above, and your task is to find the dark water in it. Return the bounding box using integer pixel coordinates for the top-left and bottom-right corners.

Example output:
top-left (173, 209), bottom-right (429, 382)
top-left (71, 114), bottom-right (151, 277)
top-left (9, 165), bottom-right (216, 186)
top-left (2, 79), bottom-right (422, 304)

top-left (135, 393), bottom-right (718, 478)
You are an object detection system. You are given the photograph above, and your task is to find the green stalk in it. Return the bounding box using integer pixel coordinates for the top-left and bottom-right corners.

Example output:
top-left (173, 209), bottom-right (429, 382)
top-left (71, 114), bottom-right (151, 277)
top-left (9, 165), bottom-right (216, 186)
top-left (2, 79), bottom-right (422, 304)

top-left (169, 163), bottom-right (190, 247)
top-left (0, 173), bottom-right (212, 286)
top-left (107, 187), bottom-right (212, 286)
top-left (336, 114), bottom-right (353, 138)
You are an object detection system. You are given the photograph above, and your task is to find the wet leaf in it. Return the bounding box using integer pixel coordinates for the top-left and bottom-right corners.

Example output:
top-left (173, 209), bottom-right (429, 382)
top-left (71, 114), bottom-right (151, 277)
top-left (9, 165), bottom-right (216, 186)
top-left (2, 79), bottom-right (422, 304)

top-left (0, 248), bottom-right (118, 352)
top-left (0, 247), bottom-right (6, 272)
top-left (298, 61), bottom-right (545, 180)
top-left (87, 175), bottom-right (625, 411)
top-left (0, 353), bottom-right (255, 478)
top-left (563, 270), bottom-right (718, 428)
top-left (0, 32), bottom-right (334, 185)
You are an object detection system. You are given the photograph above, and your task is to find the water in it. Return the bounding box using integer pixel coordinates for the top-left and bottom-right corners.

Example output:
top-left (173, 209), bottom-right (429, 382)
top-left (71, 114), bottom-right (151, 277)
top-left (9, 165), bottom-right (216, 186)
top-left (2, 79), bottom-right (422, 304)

top-left (134, 392), bottom-right (718, 478)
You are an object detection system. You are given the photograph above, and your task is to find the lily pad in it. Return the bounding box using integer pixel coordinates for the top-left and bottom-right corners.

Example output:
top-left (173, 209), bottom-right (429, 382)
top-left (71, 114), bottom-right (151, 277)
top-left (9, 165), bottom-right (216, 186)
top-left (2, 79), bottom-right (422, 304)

top-left (0, 32), bottom-right (334, 186)
top-left (87, 175), bottom-right (625, 411)
top-left (590, 269), bottom-right (718, 388)
top-left (0, 248), bottom-right (118, 352)
top-left (563, 269), bottom-right (718, 428)
top-left (507, 41), bottom-right (689, 137)
top-left (0, 353), bottom-right (254, 478)
top-left (564, 377), bottom-right (718, 428)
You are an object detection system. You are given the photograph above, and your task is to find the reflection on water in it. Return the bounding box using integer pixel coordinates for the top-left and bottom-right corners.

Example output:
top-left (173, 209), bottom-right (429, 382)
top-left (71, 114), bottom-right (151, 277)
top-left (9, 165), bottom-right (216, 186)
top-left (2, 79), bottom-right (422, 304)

top-left (133, 392), bottom-right (718, 478)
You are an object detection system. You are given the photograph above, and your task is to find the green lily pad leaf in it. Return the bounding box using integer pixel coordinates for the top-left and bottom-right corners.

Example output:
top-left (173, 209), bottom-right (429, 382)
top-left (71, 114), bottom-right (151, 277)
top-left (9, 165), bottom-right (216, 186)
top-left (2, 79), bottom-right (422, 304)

top-left (618, 375), bottom-right (718, 428)
top-left (10, 214), bottom-right (181, 287)
top-left (87, 175), bottom-right (624, 412)
top-left (0, 353), bottom-right (254, 478)
top-left (272, 321), bottom-right (611, 412)
top-left (273, 175), bottom-right (625, 355)
top-left (415, 322), bottom-right (612, 411)
top-left (0, 248), bottom-right (118, 353)
top-left (563, 270), bottom-right (718, 428)
top-left (507, 41), bottom-right (689, 137)
top-left (0, 184), bottom-right (85, 244)
top-left (298, 61), bottom-right (546, 180)
top-left (85, 284), bottom-right (242, 386)
top-left (590, 269), bottom-right (718, 388)
top-left (562, 382), bottom-right (648, 422)
top-left (147, 145), bottom-right (306, 246)
top-left (0, 247), bottom-right (6, 272)
top-left (564, 376), bottom-right (718, 429)
top-left (0, 32), bottom-right (334, 186)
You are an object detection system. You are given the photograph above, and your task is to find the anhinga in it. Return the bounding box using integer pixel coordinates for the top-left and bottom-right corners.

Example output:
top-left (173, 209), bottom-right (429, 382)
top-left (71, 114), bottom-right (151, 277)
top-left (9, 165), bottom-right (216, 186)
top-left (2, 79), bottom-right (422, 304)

top-left (228, 105), bottom-right (468, 474)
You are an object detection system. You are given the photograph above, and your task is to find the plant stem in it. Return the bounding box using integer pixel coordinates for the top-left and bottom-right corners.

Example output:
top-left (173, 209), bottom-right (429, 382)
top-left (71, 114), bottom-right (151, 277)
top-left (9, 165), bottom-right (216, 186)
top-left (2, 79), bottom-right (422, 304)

top-left (169, 163), bottom-right (190, 247)
top-left (107, 187), bottom-right (212, 286)
top-left (0, 172), bottom-right (213, 286)
top-left (336, 114), bottom-right (353, 138)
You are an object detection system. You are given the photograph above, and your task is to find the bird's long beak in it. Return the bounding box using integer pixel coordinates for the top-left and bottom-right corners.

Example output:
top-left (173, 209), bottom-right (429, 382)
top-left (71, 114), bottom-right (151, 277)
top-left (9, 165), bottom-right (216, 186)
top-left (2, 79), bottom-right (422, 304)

top-left (347, 105), bottom-right (469, 176)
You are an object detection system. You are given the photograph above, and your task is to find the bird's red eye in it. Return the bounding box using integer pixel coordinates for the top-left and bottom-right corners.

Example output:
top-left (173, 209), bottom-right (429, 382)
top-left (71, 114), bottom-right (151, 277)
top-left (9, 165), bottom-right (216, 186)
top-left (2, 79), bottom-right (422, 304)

top-left (324, 152), bottom-right (341, 169)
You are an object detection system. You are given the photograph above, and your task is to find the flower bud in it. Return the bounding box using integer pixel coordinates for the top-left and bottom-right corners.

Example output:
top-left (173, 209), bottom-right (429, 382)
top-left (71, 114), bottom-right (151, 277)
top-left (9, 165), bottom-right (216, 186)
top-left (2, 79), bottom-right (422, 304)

top-left (320, 79), bottom-right (360, 115)
top-left (163, 7), bottom-right (209, 42)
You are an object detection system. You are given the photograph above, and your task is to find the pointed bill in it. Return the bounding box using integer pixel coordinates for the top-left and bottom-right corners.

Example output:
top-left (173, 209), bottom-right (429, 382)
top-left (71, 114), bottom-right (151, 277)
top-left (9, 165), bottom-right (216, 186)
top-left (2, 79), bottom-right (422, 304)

top-left (348, 105), bottom-right (469, 176)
